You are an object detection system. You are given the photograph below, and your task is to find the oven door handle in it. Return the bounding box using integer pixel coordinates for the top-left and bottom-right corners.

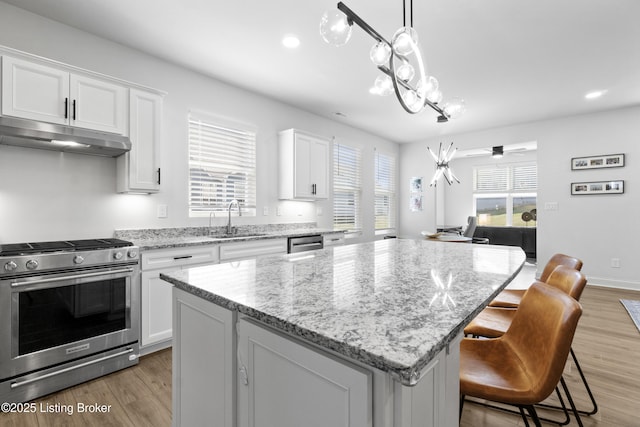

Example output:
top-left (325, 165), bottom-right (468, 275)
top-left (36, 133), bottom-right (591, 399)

top-left (10, 267), bottom-right (135, 288)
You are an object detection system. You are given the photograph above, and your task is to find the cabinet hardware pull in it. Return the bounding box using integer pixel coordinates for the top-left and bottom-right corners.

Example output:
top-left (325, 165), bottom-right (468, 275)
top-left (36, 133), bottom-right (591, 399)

top-left (312, 183), bottom-right (316, 195)
top-left (173, 255), bottom-right (193, 260)
top-left (157, 168), bottom-right (161, 185)
top-left (64, 98), bottom-right (68, 119)
top-left (72, 99), bottom-right (77, 120)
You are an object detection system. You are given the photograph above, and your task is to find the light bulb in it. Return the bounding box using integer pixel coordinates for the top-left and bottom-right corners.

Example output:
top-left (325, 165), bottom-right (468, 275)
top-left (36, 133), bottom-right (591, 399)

top-left (319, 9), bottom-right (352, 47)
top-left (443, 97), bottom-right (466, 119)
top-left (373, 75), bottom-right (394, 96)
top-left (392, 27), bottom-right (418, 57)
top-left (402, 90), bottom-right (422, 110)
top-left (370, 42), bottom-right (391, 66)
top-left (395, 62), bottom-right (415, 82)
top-left (417, 76), bottom-right (439, 98)
top-left (427, 89), bottom-right (443, 104)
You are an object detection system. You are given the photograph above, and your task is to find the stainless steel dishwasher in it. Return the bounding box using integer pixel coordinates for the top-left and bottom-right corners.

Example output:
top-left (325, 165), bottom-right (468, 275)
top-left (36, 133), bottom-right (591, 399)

top-left (287, 235), bottom-right (323, 253)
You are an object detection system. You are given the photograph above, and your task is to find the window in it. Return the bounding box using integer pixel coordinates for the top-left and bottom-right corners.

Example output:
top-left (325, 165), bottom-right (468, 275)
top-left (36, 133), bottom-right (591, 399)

top-left (333, 142), bottom-right (361, 232)
top-left (188, 113), bottom-right (256, 216)
top-left (473, 162), bottom-right (537, 226)
top-left (374, 150), bottom-right (396, 231)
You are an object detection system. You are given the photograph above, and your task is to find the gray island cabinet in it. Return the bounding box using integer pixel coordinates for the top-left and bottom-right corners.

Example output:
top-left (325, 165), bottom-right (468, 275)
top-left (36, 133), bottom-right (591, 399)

top-left (161, 239), bottom-right (525, 427)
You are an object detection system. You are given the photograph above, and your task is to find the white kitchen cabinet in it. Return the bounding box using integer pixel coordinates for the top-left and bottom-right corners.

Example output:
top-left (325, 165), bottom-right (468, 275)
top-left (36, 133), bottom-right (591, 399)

top-left (278, 128), bottom-right (330, 200)
top-left (172, 288), bottom-right (235, 427)
top-left (140, 245), bottom-right (218, 353)
top-left (116, 89), bottom-right (163, 193)
top-left (237, 317), bottom-right (371, 427)
top-left (2, 55), bottom-right (128, 135)
top-left (219, 238), bottom-right (287, 261)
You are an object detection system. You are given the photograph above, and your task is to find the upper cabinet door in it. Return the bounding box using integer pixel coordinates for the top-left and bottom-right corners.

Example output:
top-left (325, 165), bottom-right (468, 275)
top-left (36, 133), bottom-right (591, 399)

top-left (69, 74), bottom-right (128, 135)
top-left (279, 129), bottom-right (331, 200)
top-left (116, 88), bottom-right (162, 193)
top-left (1, 56), bottom-right (70, 125)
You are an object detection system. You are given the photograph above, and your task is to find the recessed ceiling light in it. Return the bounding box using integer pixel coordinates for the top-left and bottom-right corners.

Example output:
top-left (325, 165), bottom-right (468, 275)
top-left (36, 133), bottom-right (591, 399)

top-left (282, 34), bottom-right (300, 49)
top-left (585, 90), bottom-right (607, 100)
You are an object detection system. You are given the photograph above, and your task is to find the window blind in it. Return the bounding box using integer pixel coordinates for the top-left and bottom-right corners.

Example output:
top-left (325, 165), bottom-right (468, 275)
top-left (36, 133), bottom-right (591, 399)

top-left (374, 151), bottom-right (396, 230)
top-left (188, 115), bottom-right (256, 216)
top-left (513, 164), bottom-right (537, 191)
top-left (474, 162), bottom-right (537, 192)
top-left (333, 142), bottom-right (362, 231)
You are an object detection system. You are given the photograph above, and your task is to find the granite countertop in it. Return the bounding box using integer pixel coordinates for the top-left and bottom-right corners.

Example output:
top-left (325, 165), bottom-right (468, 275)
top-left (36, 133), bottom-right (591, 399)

top-left (114, 224), bottom-right (342, 251)
top-left (160, 238), bottom-right (525, 386)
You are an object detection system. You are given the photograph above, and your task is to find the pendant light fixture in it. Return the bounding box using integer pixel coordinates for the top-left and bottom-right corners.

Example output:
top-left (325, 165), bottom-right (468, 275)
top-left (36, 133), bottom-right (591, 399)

top-left (428, 142), bottom-right (459, 186)
top-left (320, 1), bottom-right (466, 122)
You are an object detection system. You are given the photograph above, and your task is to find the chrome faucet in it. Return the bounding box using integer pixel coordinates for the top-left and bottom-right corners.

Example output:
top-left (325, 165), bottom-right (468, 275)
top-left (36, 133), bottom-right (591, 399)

top-left (227, 199), bottom-right (241, 234)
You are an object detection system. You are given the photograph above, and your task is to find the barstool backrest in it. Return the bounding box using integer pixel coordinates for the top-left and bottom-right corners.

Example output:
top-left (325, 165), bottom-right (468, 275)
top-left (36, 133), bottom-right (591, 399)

top-left (546, 265), bottom-right (588, 301)
top-left (539, 253), bottom-right (583, 283)
top-left (504, 282), bottom-right (582, 402)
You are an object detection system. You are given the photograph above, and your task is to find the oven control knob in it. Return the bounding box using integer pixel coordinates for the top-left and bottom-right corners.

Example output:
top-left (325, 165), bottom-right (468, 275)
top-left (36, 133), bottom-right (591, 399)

top-left (73, 255), bottom-right (84, 264)
top-left (26, 259), bottom-right (39, 270)
top-left (128, 250), bottom-right (138, 259)
top-left (4, 261), bottom-right (18, 271)
top-left (113, 251), bottom-right (123, 260)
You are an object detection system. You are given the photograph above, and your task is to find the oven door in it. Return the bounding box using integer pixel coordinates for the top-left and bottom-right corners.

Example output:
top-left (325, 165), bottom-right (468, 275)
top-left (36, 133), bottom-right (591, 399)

top-left (0, 264), bottom-right (139, 380)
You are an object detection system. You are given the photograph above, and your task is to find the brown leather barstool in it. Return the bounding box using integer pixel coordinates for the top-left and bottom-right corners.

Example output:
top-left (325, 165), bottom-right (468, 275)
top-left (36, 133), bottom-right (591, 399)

top-left (465, 265), bottom-right (597, 419)
top-left (489, 253), bottom-right (583, 308)
top-left (460, 282), bottom-right (583, 427)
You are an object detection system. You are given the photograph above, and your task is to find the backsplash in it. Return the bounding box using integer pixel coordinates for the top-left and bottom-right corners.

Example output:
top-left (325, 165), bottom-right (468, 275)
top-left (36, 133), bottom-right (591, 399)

top-left (114, 222), bottom-right (319, 240)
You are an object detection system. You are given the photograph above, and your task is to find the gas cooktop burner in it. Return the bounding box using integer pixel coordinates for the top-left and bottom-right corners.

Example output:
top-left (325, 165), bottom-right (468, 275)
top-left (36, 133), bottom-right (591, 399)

top-left (0, 238), bottom-right (133, 257)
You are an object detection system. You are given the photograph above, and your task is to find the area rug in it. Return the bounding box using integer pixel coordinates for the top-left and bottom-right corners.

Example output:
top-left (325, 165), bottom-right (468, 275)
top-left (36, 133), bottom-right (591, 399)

top-left (620, 299), bottom-right (640, 333)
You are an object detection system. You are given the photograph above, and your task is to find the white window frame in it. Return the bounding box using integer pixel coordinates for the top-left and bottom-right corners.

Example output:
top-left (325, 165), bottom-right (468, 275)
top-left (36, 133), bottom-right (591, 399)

top-left (333, 142), bottom-right (362, 233)
top-left (374, 150), bottom-right (397, 235)
top-left (473, 161), bottom-right (537, 227)
top-left (188, 112), bottom-right (257, 217)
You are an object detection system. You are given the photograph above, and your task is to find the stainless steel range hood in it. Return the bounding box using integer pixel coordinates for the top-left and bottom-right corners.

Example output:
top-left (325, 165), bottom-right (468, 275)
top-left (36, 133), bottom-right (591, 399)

top-left (0, 116), bottom-right (131, 157)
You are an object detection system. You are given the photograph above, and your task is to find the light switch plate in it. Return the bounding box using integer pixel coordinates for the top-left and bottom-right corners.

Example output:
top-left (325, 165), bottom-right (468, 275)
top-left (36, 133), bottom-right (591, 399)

top-left (544, 202), bottom-right (558, 211)
top-left (157, 204), bottom-right (168, 218)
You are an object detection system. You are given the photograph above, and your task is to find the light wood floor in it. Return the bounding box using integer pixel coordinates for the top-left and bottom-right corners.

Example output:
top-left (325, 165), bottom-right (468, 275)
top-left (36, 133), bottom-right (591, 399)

top-left (2, 285), bottom-right (639, 426)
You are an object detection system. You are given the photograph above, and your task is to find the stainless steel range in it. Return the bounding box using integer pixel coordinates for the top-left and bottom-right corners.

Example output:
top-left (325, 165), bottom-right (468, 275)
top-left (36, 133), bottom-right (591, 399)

top-left (0, 238), bottom-right (140, 403)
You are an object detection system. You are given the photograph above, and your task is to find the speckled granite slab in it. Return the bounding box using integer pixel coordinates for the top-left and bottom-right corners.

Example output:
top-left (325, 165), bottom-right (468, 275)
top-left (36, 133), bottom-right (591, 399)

top-left (161, 239), bottom-right (525, 386)
top-left (114, 223), bottom-right (342, 250)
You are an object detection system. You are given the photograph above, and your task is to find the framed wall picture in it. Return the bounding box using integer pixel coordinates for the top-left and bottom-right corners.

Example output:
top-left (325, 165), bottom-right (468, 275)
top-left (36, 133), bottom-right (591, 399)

top-left (410, 194), bottom-right (423, 211)
top-left (571, 153), bottom-right (625, 170)
top-left (410, 176), bottom-right (423, 192)
top-left (571, 180), bottom-right (624, 195)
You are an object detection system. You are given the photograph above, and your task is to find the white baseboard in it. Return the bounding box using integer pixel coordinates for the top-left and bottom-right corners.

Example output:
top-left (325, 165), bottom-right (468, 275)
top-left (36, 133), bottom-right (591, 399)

top-left (586, 277), bottom-right (640, 292)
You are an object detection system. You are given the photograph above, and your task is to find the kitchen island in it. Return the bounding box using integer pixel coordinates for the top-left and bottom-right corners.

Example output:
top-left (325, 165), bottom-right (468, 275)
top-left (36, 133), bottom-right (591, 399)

top-left (160, 239), bottom-right (525, 427)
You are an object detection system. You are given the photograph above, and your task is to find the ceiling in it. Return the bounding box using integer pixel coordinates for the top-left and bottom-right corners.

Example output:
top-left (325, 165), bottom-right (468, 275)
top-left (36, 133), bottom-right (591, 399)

top-left (4, 0), bottom-right (639, 144)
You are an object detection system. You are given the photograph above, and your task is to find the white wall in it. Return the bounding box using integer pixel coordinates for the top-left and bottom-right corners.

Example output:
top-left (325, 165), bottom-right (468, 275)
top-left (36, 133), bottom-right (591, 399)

top-left (0, 2), bottom-right (398, 244)
top-left (400, 106), bottom-right (640, 290)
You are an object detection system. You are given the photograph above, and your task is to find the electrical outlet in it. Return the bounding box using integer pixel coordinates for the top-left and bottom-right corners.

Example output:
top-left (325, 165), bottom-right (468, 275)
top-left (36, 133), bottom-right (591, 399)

top-left (157, 204), bottom-right (168, 218)
top-left (316, 206), bottom-right (323, 216)
top-left (611, 258), bottom-right (620, 268)
top-left (263, 206), bottom-right (269, 216)
top-left (276, 207), bottom-right (282, 216)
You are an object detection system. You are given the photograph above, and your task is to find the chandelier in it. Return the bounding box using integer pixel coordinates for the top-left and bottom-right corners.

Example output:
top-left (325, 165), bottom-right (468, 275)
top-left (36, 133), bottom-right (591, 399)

top-left (428, 142), bottom-right (459, 186)
top-left (320, 1), bottom-right (466, 121)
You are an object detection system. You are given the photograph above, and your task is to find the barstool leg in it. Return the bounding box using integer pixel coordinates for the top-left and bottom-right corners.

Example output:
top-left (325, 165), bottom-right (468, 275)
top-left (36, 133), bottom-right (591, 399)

top-left (560, 376), bottom-right (584, 427)
top-left (571, 347), bottom-right (599, 415)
